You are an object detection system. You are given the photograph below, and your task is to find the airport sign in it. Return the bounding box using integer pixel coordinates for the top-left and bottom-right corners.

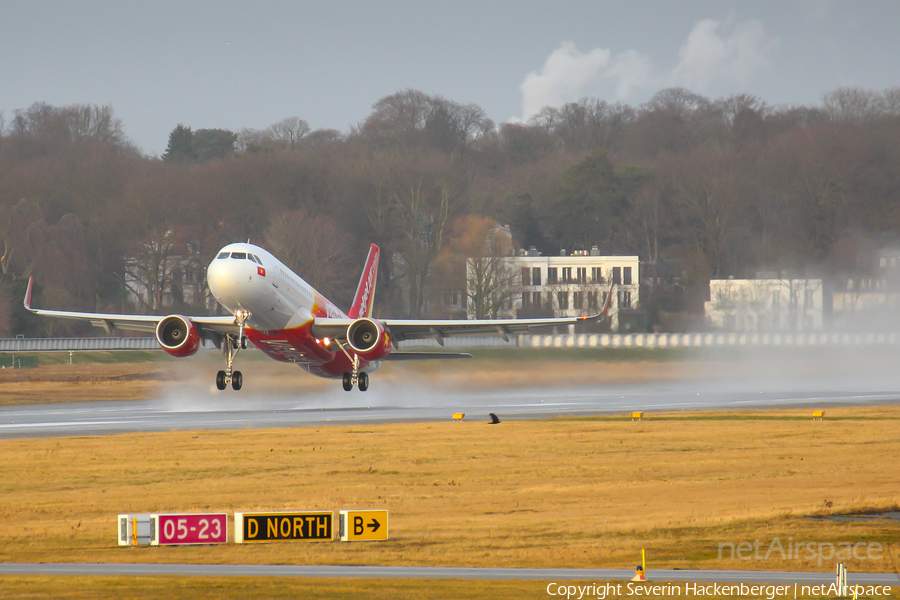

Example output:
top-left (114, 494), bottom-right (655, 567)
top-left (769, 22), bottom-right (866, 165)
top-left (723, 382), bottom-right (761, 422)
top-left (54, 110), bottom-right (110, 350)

top-left (235, 511), bottom-right (333, 543)
top-left (339, 509), bottom-right (389, 541)
top-left (152, 513), bottom-right (227, 545)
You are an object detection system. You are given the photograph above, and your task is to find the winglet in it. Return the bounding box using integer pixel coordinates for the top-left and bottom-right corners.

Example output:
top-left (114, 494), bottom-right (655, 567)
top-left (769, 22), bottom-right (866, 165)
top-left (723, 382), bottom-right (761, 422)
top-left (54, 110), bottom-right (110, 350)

top-left (24, 276), bottom-right (34, 311)
top-left (600, 280), bottom-right (615, 317)
top-left (349, 244), bottom-right (380, 319)
top-left (580, 281), bottom-right (616, 322)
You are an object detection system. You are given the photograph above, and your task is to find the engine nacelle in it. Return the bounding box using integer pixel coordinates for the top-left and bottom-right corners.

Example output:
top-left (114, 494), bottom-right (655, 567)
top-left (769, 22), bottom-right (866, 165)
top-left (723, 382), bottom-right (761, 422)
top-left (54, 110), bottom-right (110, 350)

top-left (156, 315), bottom-right (202, 358)
top-left (347, 317), bottom-right (391, 361)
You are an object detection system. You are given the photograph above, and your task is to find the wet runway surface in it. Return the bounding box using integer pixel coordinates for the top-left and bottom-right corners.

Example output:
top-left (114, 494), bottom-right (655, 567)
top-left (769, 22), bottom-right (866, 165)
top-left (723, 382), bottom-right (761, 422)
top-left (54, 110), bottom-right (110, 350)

top-left (2, 374), bottom-right (899, 439)
top-left (1, 562), bottom-right (898, 584)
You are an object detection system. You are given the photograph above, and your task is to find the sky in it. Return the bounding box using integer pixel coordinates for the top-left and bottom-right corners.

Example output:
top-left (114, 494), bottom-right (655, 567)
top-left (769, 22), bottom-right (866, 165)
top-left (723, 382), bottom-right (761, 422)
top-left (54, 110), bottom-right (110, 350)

top-left (2, 1), bottom-right (898, 156)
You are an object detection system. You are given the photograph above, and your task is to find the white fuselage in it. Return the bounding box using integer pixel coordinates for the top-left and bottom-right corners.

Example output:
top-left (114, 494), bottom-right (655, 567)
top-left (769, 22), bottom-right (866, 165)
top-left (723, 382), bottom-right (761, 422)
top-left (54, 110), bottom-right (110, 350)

top-left (206, 243), bottom-right (346, 333)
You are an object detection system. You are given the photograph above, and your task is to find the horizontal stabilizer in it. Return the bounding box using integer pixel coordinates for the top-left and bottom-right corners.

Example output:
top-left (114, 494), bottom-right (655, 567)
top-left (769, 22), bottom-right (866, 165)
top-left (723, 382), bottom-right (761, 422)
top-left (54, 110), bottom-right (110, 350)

top-left (383, 352), bottom-right (473, 361)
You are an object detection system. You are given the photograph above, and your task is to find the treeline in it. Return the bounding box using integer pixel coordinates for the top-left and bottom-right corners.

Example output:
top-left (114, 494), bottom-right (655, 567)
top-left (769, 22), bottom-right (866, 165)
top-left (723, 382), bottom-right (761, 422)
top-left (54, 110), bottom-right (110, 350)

top-left (1, 86), bottom-right (900, 336)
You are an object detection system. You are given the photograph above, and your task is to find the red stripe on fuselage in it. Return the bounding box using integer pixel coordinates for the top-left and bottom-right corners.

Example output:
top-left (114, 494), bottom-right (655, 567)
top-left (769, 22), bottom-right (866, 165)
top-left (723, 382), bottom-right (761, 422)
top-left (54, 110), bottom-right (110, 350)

top-left (245, 323), bottom-right (368, 379)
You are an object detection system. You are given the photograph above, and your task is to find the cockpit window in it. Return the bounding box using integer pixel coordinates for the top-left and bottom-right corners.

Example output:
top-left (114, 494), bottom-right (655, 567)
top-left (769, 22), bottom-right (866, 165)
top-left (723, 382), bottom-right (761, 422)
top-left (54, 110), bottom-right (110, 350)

top-left (253, 254), bottom-right (263, 265)
top-left (231, 252), bottom-right (247, 259)
top-left (217, 252), bottom-right (230, 259)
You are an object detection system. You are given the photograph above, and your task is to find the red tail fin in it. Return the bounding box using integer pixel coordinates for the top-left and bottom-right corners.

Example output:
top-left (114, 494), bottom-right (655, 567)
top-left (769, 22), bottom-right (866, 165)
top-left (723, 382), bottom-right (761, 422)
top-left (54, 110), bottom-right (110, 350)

top-left (349, 244), bottom-right (380, 319)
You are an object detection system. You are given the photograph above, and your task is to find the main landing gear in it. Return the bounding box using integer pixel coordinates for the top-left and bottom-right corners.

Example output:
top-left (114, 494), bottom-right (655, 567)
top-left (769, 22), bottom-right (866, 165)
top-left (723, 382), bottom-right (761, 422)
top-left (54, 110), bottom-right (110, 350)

top-left (335, 338), bottom-right (368, 392)
top-left (216, 309), bottom-right (250, 392)
top-left (342, 371), bottom-right (368, 392)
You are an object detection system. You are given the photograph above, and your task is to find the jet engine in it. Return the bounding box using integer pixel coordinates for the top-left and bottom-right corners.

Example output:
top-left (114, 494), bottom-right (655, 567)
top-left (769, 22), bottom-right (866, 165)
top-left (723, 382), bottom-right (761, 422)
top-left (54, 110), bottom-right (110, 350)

top-left (346, 317), bottom-right (391, 361)
top-left (156, 315), bottom-right (202, 358)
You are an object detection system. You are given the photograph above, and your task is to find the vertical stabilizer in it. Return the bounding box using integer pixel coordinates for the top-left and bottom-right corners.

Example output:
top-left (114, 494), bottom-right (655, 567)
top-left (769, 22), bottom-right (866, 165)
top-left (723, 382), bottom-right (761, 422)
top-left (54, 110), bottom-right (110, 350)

top-left (349, 244), bottom-right (380, 319)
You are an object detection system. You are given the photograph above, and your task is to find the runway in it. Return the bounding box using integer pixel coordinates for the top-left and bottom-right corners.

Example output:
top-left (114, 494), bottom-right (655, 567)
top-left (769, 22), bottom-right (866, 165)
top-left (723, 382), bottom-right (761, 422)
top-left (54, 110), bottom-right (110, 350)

top-left (1, 373), bottom-right (899, 438)
top-left (1, 562), bottom-right (898, 584)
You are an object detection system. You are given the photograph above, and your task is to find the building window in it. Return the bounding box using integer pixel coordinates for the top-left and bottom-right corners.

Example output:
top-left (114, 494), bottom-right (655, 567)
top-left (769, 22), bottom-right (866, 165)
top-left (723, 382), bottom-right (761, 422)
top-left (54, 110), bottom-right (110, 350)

top-left (613, 267), bottom-right (621, 284)
top-left (588, 291), bottom-right (598, 310)
top-left (521, 268), bottom-right (530, 287)
top-left (532, 267), bottom-right (541, 286)
top-left (573, 292), bottom-right (583, 309)
top-left (577, 267), bottom-right (587, 283)
top-left (522, 292), bottom-right (530, 307)
top-left (532, 291), bottom-right (542, 307)
top-left (772, 291), bottom-right (780, 309)
top-left (623, 266), bottom-right (632, 285)
top-left (562, 267), bottom-right (572, 283)
top-left (618, 290), bottom-right (631, 309)
top-left (558, 291), bottom-right (569, 310)
top-left (592, 267), bottom-right (603, 283)
top-left (548, 268), bottom-right (558, 284)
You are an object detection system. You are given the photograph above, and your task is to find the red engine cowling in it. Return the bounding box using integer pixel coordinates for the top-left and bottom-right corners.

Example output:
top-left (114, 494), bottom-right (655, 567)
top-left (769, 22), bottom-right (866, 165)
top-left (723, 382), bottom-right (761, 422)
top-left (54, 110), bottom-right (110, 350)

top-left (156, 315), bottom-right (202, 358)
top-left (347, 317), bottom-right (391, 361)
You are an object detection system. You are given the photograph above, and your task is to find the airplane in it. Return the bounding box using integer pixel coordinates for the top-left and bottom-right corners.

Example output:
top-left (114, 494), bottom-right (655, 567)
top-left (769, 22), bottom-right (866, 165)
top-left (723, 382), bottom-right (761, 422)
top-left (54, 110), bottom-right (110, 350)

top-left (24, 242), bottom-right (606, 392)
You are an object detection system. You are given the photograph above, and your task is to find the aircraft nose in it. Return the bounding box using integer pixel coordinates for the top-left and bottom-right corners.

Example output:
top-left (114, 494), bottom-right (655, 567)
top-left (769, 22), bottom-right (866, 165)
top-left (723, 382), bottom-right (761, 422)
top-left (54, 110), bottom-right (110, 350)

top-left (207, 256), bottom-right (240, 303)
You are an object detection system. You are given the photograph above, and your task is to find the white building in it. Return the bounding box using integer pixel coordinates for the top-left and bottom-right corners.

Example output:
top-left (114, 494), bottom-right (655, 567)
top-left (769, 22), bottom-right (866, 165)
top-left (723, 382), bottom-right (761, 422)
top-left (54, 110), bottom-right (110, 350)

top-left (123, 236), bottom-right (215, 313)
top-left (705, 277), bottom-right (823, 332)
top-left (466, 247), bottom-right (640, 331)
top-left (832, 247), bottom-right (900, 330)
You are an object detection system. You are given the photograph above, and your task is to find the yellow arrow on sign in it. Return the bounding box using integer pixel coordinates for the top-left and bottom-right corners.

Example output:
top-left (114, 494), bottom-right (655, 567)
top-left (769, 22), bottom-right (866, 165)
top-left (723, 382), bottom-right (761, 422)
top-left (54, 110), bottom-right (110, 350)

top-left (339, 509), bottom-right (388, 541)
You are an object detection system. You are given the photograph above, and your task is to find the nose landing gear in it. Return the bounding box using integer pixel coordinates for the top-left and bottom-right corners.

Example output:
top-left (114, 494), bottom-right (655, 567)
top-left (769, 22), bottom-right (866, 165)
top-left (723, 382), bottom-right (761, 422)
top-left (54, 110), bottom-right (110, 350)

top-left (216, 309), bottom-right (249, 391)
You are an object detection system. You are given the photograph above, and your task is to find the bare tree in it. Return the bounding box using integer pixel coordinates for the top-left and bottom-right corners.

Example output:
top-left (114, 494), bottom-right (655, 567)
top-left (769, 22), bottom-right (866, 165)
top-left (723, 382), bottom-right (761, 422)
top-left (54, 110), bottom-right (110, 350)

top-left (269, 116), bottom-right (311, 152)
top-left (667, 148), bottom-right (740, 280)
top-left (434, 216), bottom-right (520, 319)
top-left (303, 128), bottom-right (343, 150)
top-left (236, 127), bottom-right (274, 153)
top-left (357, 89), bottom-right (435, 149)
top-left (0, 279), bottom-right (12, 337)
top-left (0, 198), bottom-right (43, 276)
top-left (124, 228), bottom-right (190, 313)
top-left (530, 98), bottom-right (635, 153)
top-left (9, 102), bottom-right (127, 147)
top-left (822, 87), bottom-right (884, 122)
top-left (882, 87), bottom-right (900, 115)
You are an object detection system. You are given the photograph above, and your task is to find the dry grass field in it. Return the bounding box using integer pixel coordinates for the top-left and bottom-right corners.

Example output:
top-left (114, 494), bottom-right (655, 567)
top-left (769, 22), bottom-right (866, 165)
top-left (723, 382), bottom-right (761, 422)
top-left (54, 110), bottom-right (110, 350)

top-left (0, 408), bottom-right (897, 572)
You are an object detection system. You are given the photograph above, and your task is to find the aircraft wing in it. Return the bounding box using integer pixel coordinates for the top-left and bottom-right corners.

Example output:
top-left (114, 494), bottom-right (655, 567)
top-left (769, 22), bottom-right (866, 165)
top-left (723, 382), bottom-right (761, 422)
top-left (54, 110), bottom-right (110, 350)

top-left (311, 313), bottom-right (603, 346)
top-left (383, 351), bottom-right (473, 360)
top-left (23, 276), bottom-right (240, 336)
top-left (381, 315), bottom-right (599, 345)
top-left (312, 279), bottom-right (613, 345)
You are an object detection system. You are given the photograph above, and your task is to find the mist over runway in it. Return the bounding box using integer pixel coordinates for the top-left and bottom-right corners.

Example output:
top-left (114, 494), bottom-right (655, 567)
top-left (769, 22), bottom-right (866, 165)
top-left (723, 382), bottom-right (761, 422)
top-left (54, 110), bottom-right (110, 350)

top-left (2, 365), bottom-right (900, 439)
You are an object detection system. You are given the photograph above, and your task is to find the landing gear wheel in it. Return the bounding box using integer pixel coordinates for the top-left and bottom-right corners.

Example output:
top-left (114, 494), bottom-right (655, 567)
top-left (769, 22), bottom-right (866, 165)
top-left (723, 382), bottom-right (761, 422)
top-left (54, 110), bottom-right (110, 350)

top-left (241, 336), bottom-right (249, 350)
top-left (342, 372), bottom-right (353, 392)
top-left (358, 372), bottom-right (369, 392)
top-left (232, 371), bottom-right (243, 391)
top-left (216, 370), bottom-right (226, 391)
